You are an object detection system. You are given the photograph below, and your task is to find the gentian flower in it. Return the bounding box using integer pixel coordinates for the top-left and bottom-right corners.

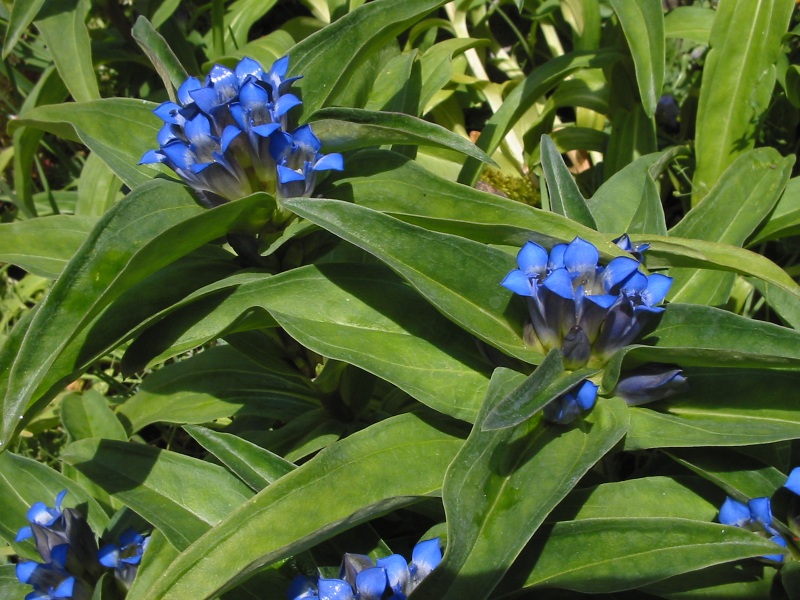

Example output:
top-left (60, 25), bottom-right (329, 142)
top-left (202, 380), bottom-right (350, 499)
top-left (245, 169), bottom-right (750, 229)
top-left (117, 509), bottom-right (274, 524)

top-left (98, 528), bottom-right (150, 587)
top-left (16, 544), bottom-right (92, 600)
top-left (613, 233), bottom-right (650, 263)
top-left (718, 496), bottom-right (787, 563)
top-left (613, 365), bottom-right (688, 406)
top-left (502, 237), bottom-right (672, 369)
top-left (543, 380), bottom-right (598, 425)
top-left (142, 56), bottom-right (343, 206)
top-left (287, 539), bottom-right (442, 600)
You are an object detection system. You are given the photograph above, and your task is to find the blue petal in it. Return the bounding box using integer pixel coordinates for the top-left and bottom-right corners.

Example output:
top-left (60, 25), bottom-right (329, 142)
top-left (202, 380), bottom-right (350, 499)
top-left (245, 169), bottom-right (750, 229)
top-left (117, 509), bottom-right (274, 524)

top-left (574, 380), bottom-right (598, 410)
top-left (719, 497), bottom-right (750, 527)
top-left (542, 268), bottom-right (575, 300)
top-left (269, 131), bottom-right (294, 161)
top-left (764, 535), bottom-right (788, 563)
top-left (239, 80), bottom-right (269, 111)
top-left (139, 149), bottom-right (166, 165)
top-left (153, 101), bottom-right (182, 124)
top-left (177, 77), bottom-right (202, 105)
top-left (293, 124), bottom-right (321, 152)
top-left (274, 94), bottom-right (303, 117)
top-left (277, 164), bottom-right (306, 184)
top-left (314, 153), bottom-right (345, 172)
top-left (410, 538), bottom-right (442, 580)
top-left (317, 578), bottom-right (356, 600)
top-left (603, 257), bottom-right (640, 291)
top-left (516, 241), bottom-right (548, 277)
top-left (643, 273), bottom-right (672, 305)
top-left (563, 237), bottom-right (599, 275)
top-left (157, 123), bottom-right (178, 146)
top-left (748, 497), bottom-right (775, 532)
top-left (614, 367), bottom-right (688, 406)
top-left (16, 561), bottom-right (38, 584)
top-left (183, 114), bottom-right (213, 145)
top-left (376, 555), bottom-right (409, 594)
top-left (613, 234), bottom-right (633, 253)
top-left (189, 87), bottom-right (219, 114)
top-left (15, 525), bottom-right (32, 542)
top-left (220, 125), bottom-right (243, 153)
top-left (235, 57), bottom-right (264, 83)
top-left (543, 394), bottom-right (582, 425)
top-left (98, 543), bottom-right (119, 568)
top-left (50, 544), bottom-right (69, 569)
top-left (584, 293), bottom-right (618, 310)
top-left (355, 568), bottom-right (388, 600)
top-left (271, 56), bottom-right (290, 78)
top-left (785, 467), bottom-right (800, 495)
top-left (161, 141), bottom-right (196, 171)
top-left (287, 575), bottom-right (318, 600)
top-left (53, 575), bottom-right (75, 598)
top-left (548, 243), bottom-right (567, 270)
top-left (501, 270), bottom-right (533, 296)
top-left (206, 64), bottom-right (237, 91)
top-left (251, 123), bottom-right (281, 139)
top-left (27, 501), bottom-right (56, 525)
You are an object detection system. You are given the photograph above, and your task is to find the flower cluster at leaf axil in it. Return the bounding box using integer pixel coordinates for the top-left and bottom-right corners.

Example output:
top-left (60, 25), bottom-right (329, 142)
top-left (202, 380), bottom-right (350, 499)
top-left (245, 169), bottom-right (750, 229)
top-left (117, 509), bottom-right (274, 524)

top-left (288, 538), bottom-right (442, 600)
top-left (503, 235), bottom-right (686, 424)
top-left (717, 467), bottom-right (800, 564)
top-left (15, 490), bottom-right (148, 600)
top-left (141, 56), bottom-right (343, 205)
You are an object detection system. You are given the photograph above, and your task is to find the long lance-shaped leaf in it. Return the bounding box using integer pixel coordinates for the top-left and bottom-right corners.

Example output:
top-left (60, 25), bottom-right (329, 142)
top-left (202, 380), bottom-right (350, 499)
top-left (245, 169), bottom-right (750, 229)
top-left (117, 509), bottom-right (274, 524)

top-left (132, 16), bottom-right (189, 101)
top-left (2, 0), bottom-right (45, 58)
top-left (458, 49), bottom-right (621, 186)
top-left (413, 369), bottom-right (628, 600)
top-left (692, 0), bottom-right (794, 203)
top-left (540, 135), bottom-right (596, 229)
top-left (0, 181), bottom-right (273, 447)
top-left (9, 98), bottom-right (162, 188)
top-left (288, 0), bottom-right (449, 120)
top-left (137, 414), bottom-right (464, 599)
top-left (309, 107), bottom-right (495, 164)
top-left (609, 0), bottom-right (664, 117)
top-left (282, 197), bottom-right (539, 364)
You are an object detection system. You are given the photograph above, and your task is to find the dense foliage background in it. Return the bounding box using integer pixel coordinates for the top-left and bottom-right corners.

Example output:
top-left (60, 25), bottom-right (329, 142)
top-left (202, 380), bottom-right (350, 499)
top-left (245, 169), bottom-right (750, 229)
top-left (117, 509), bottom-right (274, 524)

top-left (2, 0), bottom-right (800, 598)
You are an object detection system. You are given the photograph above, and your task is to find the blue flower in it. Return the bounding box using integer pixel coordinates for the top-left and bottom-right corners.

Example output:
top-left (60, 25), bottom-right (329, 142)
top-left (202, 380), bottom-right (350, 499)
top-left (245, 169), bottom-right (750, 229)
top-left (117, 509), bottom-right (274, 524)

top-left (543, 379), bottom-right (598, 425)
top-left (718, 497), bottom-right (787, 563)
top-left (98, 528), bottom-right (149, 587)
top-left (501, 237), bottom-right (672, 369)
top-left (16, 544), bottom-right (91, 600)
top-left (287, 539), bottom-right (442, 600)
top-left (141, 56), bottom-right (343, 205)
top-left (613, 365), bottom-right (688, 406)
top-left (613, 233), bottom-right (650, 263)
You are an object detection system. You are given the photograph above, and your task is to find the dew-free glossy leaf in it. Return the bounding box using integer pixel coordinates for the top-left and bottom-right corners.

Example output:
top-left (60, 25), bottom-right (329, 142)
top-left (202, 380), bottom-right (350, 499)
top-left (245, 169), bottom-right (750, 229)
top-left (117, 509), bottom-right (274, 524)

top-left (641, 562), bottom-right (776, 599)
top-left (692, 0), bottom-right (794, 202)
top-left (0, 215), bottom-right (96, 278)
top-left (310, 107), bottom-right (494, 163)
top-left (34, 0), bottom-right (100, 103)
top-left (184, 425), bottom-right (295, 491)
top-left (1, 181), bottom-right (273, 447)
top-left (540, 135), bottom-right (596, 228)
top-left (610, 0), bottom-right (664, 117)
top-left (282, 197), bottom-right (538, 364)
top-left (664, 6), bottom-right (715, 44)
top-left (61, 439), bottom-right (254, 551)
top-left (117, 345), bottom-right (318, 433)
top-left (10, 98), bottom-right (162, 188)
top-left (289, 0), bottom-right (448, 120)
top-left (139, 414), bottom-right (464, 599)
top-left (76, 152), bottom-right (122, 217)
top-left (750, 175), bottom-right (800, 244)
top-left (61, 390), bottom-right (127, 442)
top-left (132, 16), bottom-right (189, 100)
top-left (414, 369), bottom-right (628, 599)
top-left (2, 0), bottom-right (45, 58)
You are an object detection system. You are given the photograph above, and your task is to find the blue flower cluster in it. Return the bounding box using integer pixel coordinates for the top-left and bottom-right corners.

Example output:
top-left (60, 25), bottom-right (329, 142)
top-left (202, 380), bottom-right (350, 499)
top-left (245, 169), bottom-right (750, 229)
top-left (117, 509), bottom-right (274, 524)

top-left (15, 491), bottom-right (148, 599)
top-left (288, 538), bottom-right (442, 600)
top-left (141, 56), bottom-right (343, 205)
top-left (718, 467), bottom-right (800, 563)
top-left (502, 235), bottom-right (681, 424)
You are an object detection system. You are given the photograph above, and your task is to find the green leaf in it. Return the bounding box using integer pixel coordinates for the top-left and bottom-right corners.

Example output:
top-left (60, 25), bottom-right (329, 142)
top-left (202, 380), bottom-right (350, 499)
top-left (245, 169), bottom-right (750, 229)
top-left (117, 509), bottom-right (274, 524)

top-left (0, 564), bottom-right (32, 598)
top-left (602, 104), bottom-right (657, 180)
top-left (61, 389), bottom-right (127, 441)
top-left (506, 519), bottom-right (783, 593)
top-left (668, 148), bottom-right (794, 305)
top-left (137, 414), bottom-right (464, 599)
top-left (610, 0), bottom-right (665, 117)
top-left (282, 197), bottom-right (539, 364)
top-left (328, 150), bottom-right (624, 254)
top-left (749, 175), bottom-right (800, 244)
top-left (132, 15), bottom-right (189, 101)
top-left (624, 369), bottom-right (800, 449)
top-left (117, 345), bottom-right (318, 434)
top-left (2, 0), bottom-right (45, 58)
top-left (0, 181), bottom-right (273, 447)
top-left (540, 135), bottom-right (596, 228)
top-left (482, 350), bottom-right (598, 431)
top-left (0, 215), bottom-right (96, 278)
top-left (642, 562), bottom-right (776, 599)
top-left (9, 98), bottom-right (162, 189)
top-left (459, 49), bottom-right (620, 186)
top-left (218, 0), bottom-right (278, 51)
top-left (628, 172), bottom-right (667, 235)
top-left (414, 369), bottom-right (628, 599)
top-left (76, 152), bottom-right (122, 217)
top-left (664, 6), bottom-right (715, 44)
top-left (0, 452), bottom-right (108, 551)
top-left (309, 107), bottom-right (495, 164)
top-left (692, 0), bottom-right (794, 202)
top-left (34, 0), bottom-right (100, 103)
top-left (184, 425), bottom-right (295, 491)
top-left (417, 37), bottom-right (488, 115)
top-left (289, 0), bottom-right (448, 120)
top-left (61, 438), bottom-right (254, 551)
top-left (125, 530), bottom-right (179, 600)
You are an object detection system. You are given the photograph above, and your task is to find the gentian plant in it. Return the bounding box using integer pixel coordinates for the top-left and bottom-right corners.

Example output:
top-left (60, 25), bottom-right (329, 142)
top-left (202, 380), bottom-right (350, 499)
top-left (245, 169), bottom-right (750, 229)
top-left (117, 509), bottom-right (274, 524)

top-left (3, 1), bottom-right (800, 599)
